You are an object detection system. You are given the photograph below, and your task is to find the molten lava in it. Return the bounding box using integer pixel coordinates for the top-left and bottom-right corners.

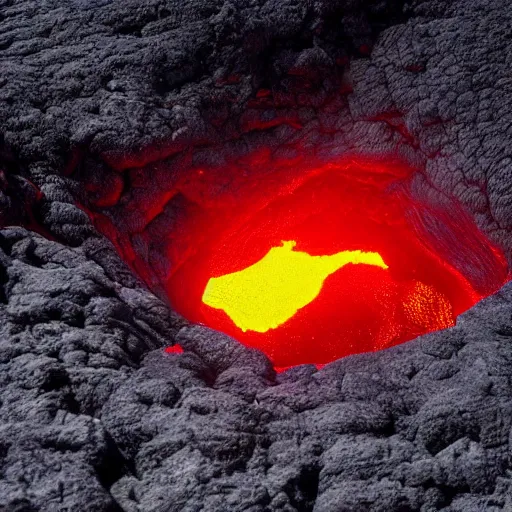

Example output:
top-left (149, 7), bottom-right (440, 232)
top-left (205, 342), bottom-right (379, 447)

top-left (152, 157), bottom-right (509, 367)
top-left (86, 128), bottom-right (509, 367)
top-left (202, 241), bottom-right (388, 333)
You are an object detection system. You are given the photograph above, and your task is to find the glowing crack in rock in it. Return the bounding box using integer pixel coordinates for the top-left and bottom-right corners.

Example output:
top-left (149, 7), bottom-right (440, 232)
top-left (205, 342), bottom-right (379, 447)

top-left (202, 240), bottom-right (388, 333)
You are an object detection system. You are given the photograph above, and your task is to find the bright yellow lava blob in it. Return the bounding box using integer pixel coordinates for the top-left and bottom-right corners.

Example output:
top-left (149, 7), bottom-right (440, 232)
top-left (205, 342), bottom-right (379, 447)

top-left (202, 241), bottom-right (388, 333)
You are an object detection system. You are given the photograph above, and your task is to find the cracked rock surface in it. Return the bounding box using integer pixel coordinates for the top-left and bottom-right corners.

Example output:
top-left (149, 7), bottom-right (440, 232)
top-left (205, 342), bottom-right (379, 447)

top-left (1, 228), bottom-right (512, 511)
top-left (0, 228), bottom-right (182, 511)
top-left (1, 0), bottom-right (512, 510)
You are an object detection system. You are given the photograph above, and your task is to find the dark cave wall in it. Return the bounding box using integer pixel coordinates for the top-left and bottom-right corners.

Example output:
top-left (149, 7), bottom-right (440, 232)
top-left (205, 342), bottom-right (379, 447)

top-left (1, 0), bottom-right (512, 511)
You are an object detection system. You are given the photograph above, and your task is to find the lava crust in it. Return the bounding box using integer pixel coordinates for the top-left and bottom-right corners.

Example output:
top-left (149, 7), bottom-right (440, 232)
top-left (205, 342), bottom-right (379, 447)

top-left (1, 0), bottom-right (512, 511)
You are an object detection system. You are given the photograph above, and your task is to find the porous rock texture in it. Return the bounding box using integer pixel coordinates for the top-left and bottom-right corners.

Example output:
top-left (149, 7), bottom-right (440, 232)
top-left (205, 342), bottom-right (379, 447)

top-left (1, 0), bottom-right (512, 511)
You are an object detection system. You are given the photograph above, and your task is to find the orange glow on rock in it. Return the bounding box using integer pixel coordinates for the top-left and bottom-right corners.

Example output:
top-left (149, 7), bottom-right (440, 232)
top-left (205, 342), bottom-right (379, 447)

top-left (202, 241), bottom-right (388, 333)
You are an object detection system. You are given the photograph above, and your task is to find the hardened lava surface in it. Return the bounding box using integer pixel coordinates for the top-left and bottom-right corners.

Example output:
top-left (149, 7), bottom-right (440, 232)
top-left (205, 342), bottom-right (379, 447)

top-left (1, 0), bottom-right (512, 511)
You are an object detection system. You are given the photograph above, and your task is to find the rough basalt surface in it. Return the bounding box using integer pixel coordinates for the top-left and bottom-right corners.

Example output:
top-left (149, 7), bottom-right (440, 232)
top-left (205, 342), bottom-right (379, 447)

top-left (1, 0), bottom-right (512, 511)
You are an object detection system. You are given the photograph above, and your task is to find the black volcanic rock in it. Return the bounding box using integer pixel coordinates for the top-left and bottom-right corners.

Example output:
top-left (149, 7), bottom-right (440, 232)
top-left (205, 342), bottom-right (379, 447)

top-left (1, 0), bottom-right (512, 511)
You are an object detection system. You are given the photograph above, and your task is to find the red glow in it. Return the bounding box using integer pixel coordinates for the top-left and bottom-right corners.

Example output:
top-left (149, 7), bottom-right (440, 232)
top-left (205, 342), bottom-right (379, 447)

top-left (165, 157), bottom-right (508, 367)
top-left (88, 145), bottom-right (509, 368)
top-left (165, 344), bottom-right (184, 354)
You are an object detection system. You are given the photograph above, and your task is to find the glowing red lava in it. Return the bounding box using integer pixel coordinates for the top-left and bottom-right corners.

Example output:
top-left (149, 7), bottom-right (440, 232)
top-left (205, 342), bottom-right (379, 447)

top-left (161, 156), bottom-right (508, 367)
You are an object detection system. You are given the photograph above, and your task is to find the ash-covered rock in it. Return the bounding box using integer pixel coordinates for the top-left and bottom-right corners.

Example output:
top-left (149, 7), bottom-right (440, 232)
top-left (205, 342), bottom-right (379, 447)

top-left (1, 0), bottom-right (512, 511)
top-left (1, 228), bottom-right (512, 511)
top-left (105, 292), bottom-right (512, 511)
top-left (0, 228), bottom-right (181, 511)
